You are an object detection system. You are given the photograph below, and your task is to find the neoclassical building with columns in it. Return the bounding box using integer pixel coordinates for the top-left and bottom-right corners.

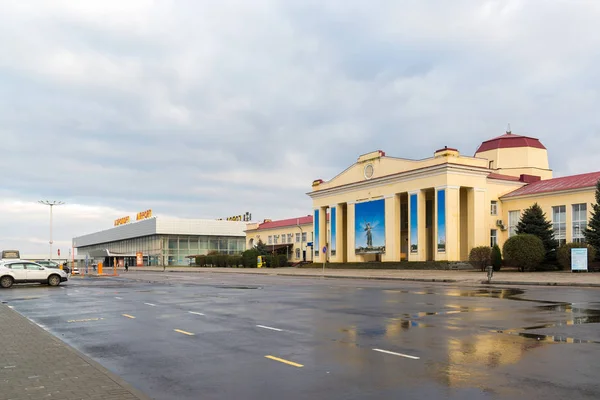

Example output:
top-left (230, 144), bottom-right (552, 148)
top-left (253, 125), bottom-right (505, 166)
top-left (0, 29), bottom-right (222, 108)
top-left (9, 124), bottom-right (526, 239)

top-left (308, 130), bottom-right (599, 263)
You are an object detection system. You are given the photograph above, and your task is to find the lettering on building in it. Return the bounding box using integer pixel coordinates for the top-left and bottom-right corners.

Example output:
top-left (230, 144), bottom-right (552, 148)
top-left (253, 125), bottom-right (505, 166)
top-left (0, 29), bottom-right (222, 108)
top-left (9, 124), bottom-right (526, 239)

top-left (114, 216), bottom-right (130, 226)
top-left (136, 209), bottom-right (153, 221)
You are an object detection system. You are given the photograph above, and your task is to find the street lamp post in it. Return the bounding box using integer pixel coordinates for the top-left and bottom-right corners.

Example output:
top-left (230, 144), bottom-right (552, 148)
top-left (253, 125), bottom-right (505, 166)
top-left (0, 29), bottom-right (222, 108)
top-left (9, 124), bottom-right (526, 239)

top-left (38, 200), bottom-right (65, 262)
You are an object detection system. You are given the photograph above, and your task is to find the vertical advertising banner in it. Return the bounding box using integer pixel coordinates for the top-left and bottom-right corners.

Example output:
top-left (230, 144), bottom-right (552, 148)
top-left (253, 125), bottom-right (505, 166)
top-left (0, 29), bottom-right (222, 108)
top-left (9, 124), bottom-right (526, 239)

top-left (355, 199), bottom-right (386, 254)
top-left (437, 189), bottom-right (446, 252)
top-left (330, 207), bottom-right (337, 256)
top-left (136, 252), bottom-right (143, 267)
top-left (314, 209), bottom-right (320, 256)
top-left (410, 193), bottom-right (418, 253)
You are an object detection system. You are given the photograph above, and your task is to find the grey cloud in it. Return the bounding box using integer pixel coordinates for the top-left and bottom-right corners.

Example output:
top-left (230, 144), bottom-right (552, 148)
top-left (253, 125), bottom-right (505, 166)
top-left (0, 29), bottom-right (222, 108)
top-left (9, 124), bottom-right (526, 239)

top-left (1, 0), bottom-right (600, 253)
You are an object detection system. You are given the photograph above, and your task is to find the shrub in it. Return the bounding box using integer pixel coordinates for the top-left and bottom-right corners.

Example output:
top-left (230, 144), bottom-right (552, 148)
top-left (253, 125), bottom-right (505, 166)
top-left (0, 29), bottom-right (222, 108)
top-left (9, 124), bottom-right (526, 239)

top-left (556, 243), bottom-right (597, 270)
top-left (469, 246), bottom-right (491, 271)
top-left (242, 249), bottom-right (259, 268)
top-left (503, 234), bottom-right (545, 272)
top-left (491, 244), bottom-right (502, 272)
top-left (278, 254), bottom-right (289, 267)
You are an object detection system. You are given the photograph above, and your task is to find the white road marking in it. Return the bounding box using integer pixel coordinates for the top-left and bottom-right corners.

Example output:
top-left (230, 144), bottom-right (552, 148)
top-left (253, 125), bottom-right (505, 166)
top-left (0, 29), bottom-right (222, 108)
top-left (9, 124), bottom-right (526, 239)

top-left (4, 365), bottom-right (16, 369)
top-left (115, 297), bottom-right (123, 300)
top-left (7, 306), bottom-right (14, 309)
top-left (373, 348), bottom-right (420, 360)
top-left (188, 311), bottom-right (205, 316)
top-left (144, 303), bottom-right (157, 307)
top-left (257, 325), bottom-right (283, 332)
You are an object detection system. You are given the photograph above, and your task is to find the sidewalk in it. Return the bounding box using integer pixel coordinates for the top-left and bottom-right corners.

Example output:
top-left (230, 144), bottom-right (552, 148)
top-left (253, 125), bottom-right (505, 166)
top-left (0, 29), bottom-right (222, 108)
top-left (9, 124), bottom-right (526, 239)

top-left (0, 304), bottom-right (150, 400)
top-left (110, 266), bottom-right (600, 288)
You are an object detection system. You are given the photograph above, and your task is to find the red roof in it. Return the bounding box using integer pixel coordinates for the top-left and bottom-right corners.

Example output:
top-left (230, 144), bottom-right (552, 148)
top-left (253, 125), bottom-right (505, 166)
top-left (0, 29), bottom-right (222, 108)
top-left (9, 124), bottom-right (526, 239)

top-left (254, 215), bottom-right (314, 230)
top-left (476, 133), bottom-right (546, 153)
top-left (502, 171), bottom-right (600, 198)
top-left (487, 172), bottom-right (521, 182)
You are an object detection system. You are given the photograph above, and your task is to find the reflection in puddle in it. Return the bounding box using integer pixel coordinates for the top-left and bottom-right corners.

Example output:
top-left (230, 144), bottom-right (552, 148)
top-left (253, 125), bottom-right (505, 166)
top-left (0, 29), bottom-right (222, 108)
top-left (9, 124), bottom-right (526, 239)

top-left (428, 333), bottom-right (546, 389)
top-left (497, 329), bottom-right (600, 344)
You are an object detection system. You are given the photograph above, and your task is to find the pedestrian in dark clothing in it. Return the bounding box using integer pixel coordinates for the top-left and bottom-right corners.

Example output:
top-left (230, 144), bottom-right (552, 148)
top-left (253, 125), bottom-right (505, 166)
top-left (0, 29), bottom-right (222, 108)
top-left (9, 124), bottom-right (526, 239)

top-left (125, 260), bottom-right (129, 272)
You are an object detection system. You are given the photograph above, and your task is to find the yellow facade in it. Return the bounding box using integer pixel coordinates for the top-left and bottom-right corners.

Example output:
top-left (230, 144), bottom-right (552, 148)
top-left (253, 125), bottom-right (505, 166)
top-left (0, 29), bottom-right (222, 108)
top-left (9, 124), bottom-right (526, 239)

top-left (307, 132), bottom-right (599, 263)
top-left (245, 219), bottom-right (314, 263)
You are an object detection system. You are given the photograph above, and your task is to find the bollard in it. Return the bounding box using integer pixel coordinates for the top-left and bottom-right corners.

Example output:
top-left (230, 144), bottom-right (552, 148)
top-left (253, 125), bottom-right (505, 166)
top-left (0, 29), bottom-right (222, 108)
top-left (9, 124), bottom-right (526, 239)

top-left (486, 265), bottom-right (493, 283)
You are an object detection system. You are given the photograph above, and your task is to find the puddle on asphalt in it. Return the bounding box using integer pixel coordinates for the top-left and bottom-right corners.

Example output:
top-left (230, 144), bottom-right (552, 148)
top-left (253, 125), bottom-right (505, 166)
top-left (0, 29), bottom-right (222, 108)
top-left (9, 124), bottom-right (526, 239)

top-left (496, 329), bottom-right (600, 344)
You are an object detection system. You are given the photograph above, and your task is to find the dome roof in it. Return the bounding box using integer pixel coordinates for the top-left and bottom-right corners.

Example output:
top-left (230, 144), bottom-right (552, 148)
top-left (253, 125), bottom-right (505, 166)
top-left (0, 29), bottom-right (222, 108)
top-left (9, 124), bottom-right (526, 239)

top-left (475, 132), bottom-right (546, 154)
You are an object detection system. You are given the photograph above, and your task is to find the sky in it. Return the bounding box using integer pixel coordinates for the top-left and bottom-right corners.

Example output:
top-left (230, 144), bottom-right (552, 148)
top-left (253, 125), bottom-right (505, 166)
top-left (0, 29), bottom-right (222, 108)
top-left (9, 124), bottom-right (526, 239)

top-left (1, 0), bottom-right (600, 254)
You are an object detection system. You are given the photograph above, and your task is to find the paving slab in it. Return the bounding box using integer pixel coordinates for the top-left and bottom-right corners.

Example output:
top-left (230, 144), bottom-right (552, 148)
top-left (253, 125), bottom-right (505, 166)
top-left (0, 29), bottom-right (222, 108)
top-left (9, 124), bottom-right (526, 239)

top-left (0, 304), bottom-right (150, 400)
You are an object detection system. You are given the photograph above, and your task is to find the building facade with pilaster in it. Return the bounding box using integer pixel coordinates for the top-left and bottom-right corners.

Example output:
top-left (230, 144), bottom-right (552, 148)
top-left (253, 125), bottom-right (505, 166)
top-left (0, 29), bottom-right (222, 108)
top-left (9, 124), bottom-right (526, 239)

top-left (308, 131), bottom-right (599, 263)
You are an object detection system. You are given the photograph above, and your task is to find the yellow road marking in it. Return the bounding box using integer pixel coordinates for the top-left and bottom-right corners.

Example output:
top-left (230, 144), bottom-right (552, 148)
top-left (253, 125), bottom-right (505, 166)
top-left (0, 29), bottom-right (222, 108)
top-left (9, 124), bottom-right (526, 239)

top-left (174, 329), bottom-right (195, 336)
top-left (265, 355), bottom-right (304, 368)
top-left (122, 314), bottom-right (136, 319)
top-left (68, 318), bottom-right (104, 323)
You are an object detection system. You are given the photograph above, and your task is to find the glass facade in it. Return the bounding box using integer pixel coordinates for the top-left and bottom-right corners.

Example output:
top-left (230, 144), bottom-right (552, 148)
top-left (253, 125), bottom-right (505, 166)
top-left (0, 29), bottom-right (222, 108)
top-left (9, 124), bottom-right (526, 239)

top-left (78, 234), bottom-right (246, 266)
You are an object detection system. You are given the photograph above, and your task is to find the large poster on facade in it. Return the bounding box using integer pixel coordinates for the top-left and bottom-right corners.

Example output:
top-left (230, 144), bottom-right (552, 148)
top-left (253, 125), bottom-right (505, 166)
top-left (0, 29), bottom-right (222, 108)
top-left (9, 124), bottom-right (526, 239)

top-left (437, 189), bottom-right (446, 252)
top-left (314, 209), bottom-right (320, 256)
top-left (330, 207), bottom-right (336, 256)
top-left (355, 199), bottom-right (385, 254)
top-left (410, 194), bottom-right (418, 253)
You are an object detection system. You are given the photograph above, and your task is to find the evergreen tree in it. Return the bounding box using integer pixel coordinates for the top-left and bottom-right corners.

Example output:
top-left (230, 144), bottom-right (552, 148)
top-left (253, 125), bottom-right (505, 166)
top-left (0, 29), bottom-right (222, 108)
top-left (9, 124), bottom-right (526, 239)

top-left (254, 239), bottom-right (269, 256)
top-left (584, 179), bottom-right (600, 258)
top-left (491, 244), bottom-right (502, 271)
top-left (515, 203), bottom-right (557, 258)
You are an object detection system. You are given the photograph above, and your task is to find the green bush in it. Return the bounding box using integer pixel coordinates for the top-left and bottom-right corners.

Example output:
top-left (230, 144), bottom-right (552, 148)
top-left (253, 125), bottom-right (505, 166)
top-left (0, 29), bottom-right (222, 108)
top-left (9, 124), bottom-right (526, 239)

top-left (469, 246), bottom-right (491, 271)
top-left (491, 244), bottom-right (502, 272)
top-left (503, 234), bottom-right (545, 272)
top-left (277, 254), bottom-right (289, 267)
top-left (556, 243), bottom-right (597, 270)
top-left (242, 249), bottom-right (259, 268)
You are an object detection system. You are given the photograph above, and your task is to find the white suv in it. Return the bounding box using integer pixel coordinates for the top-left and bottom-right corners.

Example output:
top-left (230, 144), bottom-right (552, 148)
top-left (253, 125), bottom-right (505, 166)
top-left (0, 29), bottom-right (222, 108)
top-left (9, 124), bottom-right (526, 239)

top-left (0, 260), bottom-right (68, 288)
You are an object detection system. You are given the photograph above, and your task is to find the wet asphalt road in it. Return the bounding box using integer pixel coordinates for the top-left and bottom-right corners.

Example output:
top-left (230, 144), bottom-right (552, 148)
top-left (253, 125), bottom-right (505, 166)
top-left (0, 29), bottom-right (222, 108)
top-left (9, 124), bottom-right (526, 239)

top-left (2, 272), bottom-right (600, 400)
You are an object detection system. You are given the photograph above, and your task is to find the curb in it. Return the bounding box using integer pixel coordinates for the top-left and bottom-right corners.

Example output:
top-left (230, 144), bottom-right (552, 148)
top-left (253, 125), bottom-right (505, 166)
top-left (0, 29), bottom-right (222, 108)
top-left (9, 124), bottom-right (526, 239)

top-left (2, 304), bottom-right (152, 400)
top-left (117, 269), bottom-right (600, 288)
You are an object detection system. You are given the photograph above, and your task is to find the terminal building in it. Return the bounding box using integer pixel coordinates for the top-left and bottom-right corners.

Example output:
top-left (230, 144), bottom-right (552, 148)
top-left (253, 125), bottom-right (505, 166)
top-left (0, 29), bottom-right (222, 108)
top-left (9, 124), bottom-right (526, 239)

top-left (308, 130), bottom-right (600, 263)
top-left (73, 214), bottom-right (247, 267)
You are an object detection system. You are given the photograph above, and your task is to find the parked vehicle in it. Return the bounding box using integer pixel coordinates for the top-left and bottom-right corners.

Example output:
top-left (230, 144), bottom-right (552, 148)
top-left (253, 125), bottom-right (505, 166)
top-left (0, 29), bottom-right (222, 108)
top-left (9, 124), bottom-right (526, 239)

top-left (34, 260), bottom-right (70, 275)
top-left (0, 260), bottom-right (68, 288)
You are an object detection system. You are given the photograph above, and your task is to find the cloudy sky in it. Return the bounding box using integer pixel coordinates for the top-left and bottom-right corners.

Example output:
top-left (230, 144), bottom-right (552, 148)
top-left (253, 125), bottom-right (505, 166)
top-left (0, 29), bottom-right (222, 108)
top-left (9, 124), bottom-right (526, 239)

top-left (1, 0), bottom-right (599, 255)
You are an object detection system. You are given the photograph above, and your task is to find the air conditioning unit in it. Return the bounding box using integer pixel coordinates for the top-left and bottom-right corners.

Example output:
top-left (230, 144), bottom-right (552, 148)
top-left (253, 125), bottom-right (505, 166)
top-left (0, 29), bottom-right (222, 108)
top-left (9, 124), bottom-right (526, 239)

top-left (496, 219), bottom-right (506, 230)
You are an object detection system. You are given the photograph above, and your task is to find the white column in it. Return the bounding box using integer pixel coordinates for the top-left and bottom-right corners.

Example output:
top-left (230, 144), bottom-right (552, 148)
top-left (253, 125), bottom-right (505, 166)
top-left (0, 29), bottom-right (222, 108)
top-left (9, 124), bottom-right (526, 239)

top-left (383, 194), bottom-right (401, 262)
top-left (347, 201), bottom-right (356, 262)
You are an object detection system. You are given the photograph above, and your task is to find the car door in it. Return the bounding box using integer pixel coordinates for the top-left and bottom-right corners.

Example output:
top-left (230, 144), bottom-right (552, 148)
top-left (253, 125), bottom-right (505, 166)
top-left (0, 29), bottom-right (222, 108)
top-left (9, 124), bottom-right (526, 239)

top-left (24, 263), bottom-right (48, 282)
top-left (7, 263), bottom-right (27, 282)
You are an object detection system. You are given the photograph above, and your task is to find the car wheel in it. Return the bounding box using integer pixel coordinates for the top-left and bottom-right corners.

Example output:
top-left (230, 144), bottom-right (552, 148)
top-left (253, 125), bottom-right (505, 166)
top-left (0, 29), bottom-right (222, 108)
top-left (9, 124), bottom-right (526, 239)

top-left (1, 276), bottom-right (14, 288)
top-left (48, 274), bottom-right (61, 287)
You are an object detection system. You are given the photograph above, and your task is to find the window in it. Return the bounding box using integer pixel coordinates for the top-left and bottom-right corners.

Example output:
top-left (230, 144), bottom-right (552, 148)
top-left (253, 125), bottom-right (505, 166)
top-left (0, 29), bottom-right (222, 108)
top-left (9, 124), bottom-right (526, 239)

top-left (490, 201), bottom-right (498, 216)
top-left (287, 233), bottom-right (293, 243)
top-left (295, 248), bottom-right (301, 259)
top-left (302, 232), bottom-right (307, 242)
top-left (508, 210), bottom-right (520, 237)
top-left (268, 236), bottom-right (272, 245)
top-left (552, 205), bottom-right (566, 246)
top-left (274, 235), bottom-right (279, 244)
top-left (573, 203), bottom-right (588, 243)
top-left (295, 233), bottom-right (300, 243)
top-left (281, 234), bottom-right (285, 244)
top-left (490, 229), bottom-right (498, 247)
top-left (489, 160), bottom-right (494, 169)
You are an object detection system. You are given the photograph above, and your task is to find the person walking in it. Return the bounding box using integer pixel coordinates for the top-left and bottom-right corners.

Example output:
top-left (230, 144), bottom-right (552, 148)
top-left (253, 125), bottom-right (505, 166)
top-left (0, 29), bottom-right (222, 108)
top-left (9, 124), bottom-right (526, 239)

top-left (124, 259), bottom-right (129, 272)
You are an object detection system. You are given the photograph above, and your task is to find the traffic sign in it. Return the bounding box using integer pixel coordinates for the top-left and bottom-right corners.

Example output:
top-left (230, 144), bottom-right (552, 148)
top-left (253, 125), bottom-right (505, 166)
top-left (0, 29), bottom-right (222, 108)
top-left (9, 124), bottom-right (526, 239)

top-left (322, 246), bottom-right (327, 254)
top-left (58, 249), bottom-right (60, 256)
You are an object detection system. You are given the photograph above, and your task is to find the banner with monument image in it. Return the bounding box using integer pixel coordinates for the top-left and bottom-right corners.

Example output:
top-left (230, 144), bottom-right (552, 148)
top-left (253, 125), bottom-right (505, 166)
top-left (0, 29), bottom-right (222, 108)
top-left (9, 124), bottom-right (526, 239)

top-left (355, 199), bottom-right (386, 254)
